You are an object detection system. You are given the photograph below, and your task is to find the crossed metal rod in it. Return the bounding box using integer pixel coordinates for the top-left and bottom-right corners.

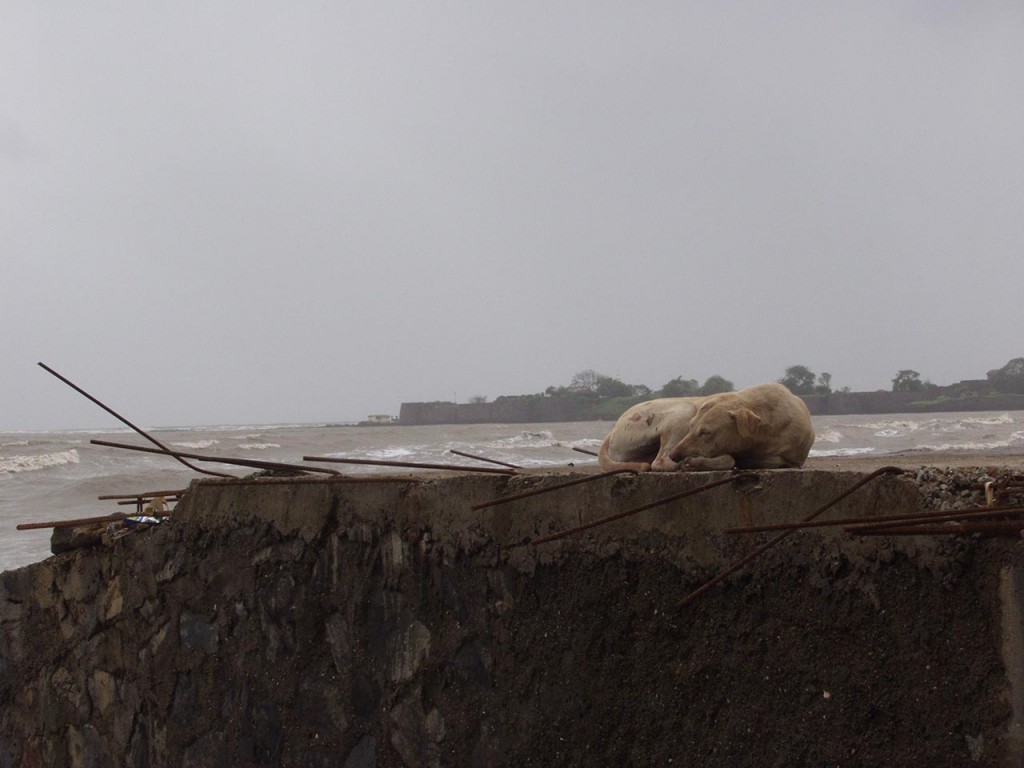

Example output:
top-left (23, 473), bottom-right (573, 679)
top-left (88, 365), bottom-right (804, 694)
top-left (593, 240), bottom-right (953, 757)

top-left (17, 510), bottom-right (171, 531)
top-left (677, 466), bottom-right (905, 608)
top-left (449, 449), bottom-right (521, 469)
top-left (38, 362), bottom-right (236, 479)
top-left (97, 489), bottom-right (188, 501)
top-left (473, 469), bottom-right (638, 511)
top-left (852, 521), bottom-right (1024, 537)
top-left (303, 455), bottom-right (516, 475)
top-left (93, 439), bottom-right (340, 476)
top-left (531, 472), bottom-right (759, 546)
top-left (727, 503), bottom-right (1024, 535)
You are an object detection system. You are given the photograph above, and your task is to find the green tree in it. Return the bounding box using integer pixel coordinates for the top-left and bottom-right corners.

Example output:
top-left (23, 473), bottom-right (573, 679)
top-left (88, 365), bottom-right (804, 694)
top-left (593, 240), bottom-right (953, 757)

top-left (815, 372), bottom-right (833, 395)
top-left (987, 357), bottom-right (1024, 394)
top-left (659, 377), bottom-right (700, 397)
top-left (699, 375), bottom-right (734, 395)
top-left (892, 370), bottom-right (924, 392)
top-left (569, 369), bottom-right (601, 392)
top-left (780, 365), bottom-right (817, 395)
top-left (594, 375), bottom-right (633, 399)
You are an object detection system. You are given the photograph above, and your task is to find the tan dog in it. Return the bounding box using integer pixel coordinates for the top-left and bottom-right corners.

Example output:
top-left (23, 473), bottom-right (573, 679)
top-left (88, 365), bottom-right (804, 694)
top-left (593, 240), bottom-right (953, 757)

top-left (668, 383), bottom-right (814, 470)
top-left (598, 397), bottom-right (708, 472)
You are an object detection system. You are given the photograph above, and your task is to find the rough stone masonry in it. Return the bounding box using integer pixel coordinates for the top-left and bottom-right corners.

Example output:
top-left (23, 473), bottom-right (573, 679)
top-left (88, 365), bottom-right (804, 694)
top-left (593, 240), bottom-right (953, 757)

top-left (2, 467), bottom-right (1024, 767)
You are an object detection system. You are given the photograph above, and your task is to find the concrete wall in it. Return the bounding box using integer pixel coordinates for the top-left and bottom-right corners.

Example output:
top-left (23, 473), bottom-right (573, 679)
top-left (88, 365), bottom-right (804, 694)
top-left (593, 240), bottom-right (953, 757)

top-left (1, 469), bottom-right (1022, 766)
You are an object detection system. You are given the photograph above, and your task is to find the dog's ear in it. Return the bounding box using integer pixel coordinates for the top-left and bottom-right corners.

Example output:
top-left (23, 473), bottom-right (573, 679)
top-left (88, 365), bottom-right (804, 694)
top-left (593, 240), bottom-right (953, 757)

top-left (731, 408), bottom-right (762, 438)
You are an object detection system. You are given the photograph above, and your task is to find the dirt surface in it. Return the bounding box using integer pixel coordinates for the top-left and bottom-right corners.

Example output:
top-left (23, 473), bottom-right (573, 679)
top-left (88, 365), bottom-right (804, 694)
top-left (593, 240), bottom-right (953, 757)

top-left (807, 449), bottom-right (1024, 473)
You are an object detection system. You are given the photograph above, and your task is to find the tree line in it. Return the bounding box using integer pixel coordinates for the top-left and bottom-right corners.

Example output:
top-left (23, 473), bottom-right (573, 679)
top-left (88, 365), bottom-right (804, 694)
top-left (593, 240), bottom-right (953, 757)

top-left (454, 357), bottom-right (1024, 422)
top-left (513, 356), bottom-right (1024, 403)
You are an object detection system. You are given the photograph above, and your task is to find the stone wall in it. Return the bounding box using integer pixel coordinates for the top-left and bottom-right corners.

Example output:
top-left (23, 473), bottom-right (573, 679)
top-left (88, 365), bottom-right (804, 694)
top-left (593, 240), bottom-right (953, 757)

top-left (398, 390), bottom-right (1024, 425)
top-left (1, 469), bottom-right (1022, 766)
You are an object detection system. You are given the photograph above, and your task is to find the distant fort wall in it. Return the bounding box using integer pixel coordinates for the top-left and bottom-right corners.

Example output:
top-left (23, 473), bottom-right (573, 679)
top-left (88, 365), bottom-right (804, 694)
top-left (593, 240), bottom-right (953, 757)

top-left (399, 383), bottom-right (1024, 426)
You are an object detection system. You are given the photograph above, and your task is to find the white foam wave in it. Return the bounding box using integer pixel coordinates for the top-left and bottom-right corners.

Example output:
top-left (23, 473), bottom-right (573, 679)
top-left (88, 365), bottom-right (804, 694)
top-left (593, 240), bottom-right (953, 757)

top-left (814, 429), bottom-right (843, 444)
top-left (809, 447), bottom-right (875, 458)
top-left (486, 430), bottom-right (559, 450)
top-left (362, 447), bottom-right (416, 460)
top-left (238, 443), bottom-right (280, 450)
top-left (853, 413), bottom-right (1014, 434)
top-left (0, 449), bottom-right (80, 474)
top-left (856, 419), bottom-right (924, 432)
top-left (170, 440), bottom-right (218, 450)
top-left (917, 430), bottom-right (1024, 453)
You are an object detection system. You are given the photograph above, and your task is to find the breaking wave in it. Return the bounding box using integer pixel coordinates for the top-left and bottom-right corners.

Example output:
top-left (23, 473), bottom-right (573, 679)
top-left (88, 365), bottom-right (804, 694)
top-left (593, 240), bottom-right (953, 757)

top-left (0, 449), bottom-right (80, 474)
top-left (916, 430), bottom-right (1024, 453)
top-left (809, 447), bottom-right (875, 458)
top-left (854, 414), bottom-right (1014, 434)
top-left (170, 440), bottom-right (218, 450)
top-left (814, 429), bottom-right (843, 444)
top-left (484, 430), bottom-right (559, 450)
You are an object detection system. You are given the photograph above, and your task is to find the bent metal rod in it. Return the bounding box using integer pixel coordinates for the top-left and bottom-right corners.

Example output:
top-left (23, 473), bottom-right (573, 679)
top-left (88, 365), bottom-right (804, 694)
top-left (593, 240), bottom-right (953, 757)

top-left (38, 362), bottom-right (235, 479)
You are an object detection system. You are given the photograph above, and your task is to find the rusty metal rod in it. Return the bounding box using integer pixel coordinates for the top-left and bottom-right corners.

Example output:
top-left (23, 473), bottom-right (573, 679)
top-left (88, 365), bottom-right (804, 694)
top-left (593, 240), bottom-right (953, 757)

top-left (38, 362), bottom-right (236, 479)
top-left (117, 498), bottom-right (180, 506)
top-left (17, 511), bottom-right (171, 531)
top-left (449, 449), bottom-right (521, 469)
top-left (727, 503), bottom-right (1024, 535)
top-left (851, 522), bottom-right (1024, 537)
top-left (92, 439), bottom-right (340, 475)
top-left (678, 466), bottom-right (904, 608)
top-left (98, 489), bottom-right (188, 501)
top-left (303, 456), bottom-right (516, 475)
top-left (473, 469), bottom-right (638, 511)
top-left (532, 473), bottom-right (757, 546)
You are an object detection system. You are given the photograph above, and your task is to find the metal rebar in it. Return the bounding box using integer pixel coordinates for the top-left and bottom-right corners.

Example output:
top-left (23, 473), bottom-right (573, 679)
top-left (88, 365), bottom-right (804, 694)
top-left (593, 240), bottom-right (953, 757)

top-left (38, 362), bottom-right (237, 479)
top-left (116, 498), bottom-right (181, 506)
top-left (473, 469), bottom-right (637, 511)
top-left (531, 472), bottom-right (758, 545)
top-left (303, 456), bottom-right (516, 475)
top-left (92, 439), bottom-right (340, 475)
top-left (97, 489), bottom-right (188, 501)
top-left (449, 449), bottom-right (521, 469)
top-left (727, 503), bottom-right (1024, 535)
top-left (851, 521), bottom-right (1024, 537)
top-left (17, 511), bottom-right (171, 531)
top-left (677, 466), bottom-right (904, 608)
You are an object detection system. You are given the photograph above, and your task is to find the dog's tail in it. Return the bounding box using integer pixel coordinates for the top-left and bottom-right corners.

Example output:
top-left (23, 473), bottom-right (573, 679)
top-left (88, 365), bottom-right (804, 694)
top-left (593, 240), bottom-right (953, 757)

top-left (598, 434), bottom-right (651, 473)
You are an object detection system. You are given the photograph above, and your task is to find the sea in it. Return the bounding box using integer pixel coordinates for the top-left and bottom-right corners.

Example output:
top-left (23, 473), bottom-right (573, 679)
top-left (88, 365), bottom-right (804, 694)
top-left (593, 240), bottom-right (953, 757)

top-left (3, 411), bottom-right (1024, 574)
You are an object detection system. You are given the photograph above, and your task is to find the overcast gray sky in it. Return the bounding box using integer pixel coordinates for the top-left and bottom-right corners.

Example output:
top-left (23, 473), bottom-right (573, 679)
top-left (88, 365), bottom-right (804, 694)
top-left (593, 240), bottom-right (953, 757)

top-left (3, 2), bottom-right (1023, 430)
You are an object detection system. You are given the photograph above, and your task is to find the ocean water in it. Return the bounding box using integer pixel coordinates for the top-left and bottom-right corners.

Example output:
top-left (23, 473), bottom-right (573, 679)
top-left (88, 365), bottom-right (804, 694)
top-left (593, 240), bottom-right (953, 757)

top-left (3, 411), bottom-right (1023, 573)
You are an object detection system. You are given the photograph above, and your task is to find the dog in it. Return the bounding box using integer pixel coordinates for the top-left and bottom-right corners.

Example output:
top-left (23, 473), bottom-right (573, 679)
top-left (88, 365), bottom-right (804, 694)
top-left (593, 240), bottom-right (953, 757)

top-left (598, 397), bottom-right (708, 472)
top-left (668, 383), bottom-right (814, 470)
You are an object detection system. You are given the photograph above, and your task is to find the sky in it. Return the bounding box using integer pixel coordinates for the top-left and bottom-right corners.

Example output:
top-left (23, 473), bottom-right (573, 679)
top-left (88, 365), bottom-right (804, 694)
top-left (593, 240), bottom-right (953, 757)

top-left (3, 2), bottom-right (1023, 430)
